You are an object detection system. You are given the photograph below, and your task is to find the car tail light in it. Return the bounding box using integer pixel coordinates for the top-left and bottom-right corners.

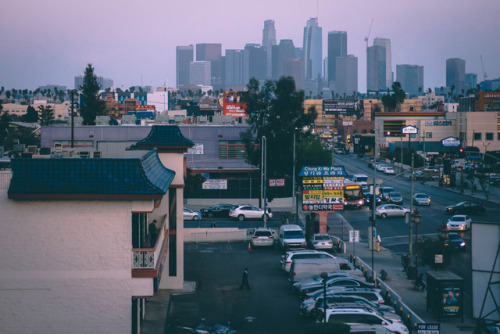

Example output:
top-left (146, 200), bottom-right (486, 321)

top-left (268, 236), bottom-right (273, 238)
top-left (379, 300), bottom-right (384, 304)
top-left (293, 272), bottom-right (296, 276)
top-left (286, 260), bottom-right (292, 264)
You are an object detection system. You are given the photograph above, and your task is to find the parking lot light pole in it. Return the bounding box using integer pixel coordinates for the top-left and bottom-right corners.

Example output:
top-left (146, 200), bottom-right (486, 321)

top-left (409, 153), bottom-right (415, 269)
top-left (321, 272), bottom-right (328, 323)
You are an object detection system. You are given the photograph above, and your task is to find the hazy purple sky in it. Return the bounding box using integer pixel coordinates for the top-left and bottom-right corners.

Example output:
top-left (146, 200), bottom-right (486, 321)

top-left (1, 0), bottom-right (499, 93)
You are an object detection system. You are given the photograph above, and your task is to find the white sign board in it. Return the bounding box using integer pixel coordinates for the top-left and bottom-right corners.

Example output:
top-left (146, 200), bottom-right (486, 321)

top-left (349, 230), bottom-right (360, 243)
top-left (402, 125), bottom-right (418, 134)
top-left (202, 179), bottom-right (227, 190)
top-left (343, 121), bottom-right (353, 126)
top-left (187, 143), bottom-right (204, 154)
top-left (441, 136), bottom-right (461, 147)
top-left (435, 254), bottom-right (443, 264)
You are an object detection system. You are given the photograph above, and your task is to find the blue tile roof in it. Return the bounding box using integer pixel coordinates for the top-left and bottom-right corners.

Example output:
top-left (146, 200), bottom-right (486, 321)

top-left (8, 150), bottom-right (175, 200)
top-left (133, 125), bottom-right (194, 148)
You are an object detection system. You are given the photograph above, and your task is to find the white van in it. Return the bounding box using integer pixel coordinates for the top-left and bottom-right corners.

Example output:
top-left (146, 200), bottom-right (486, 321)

top-left (279, 224), bottom-right (306, 250)
top-left (352, 174), bottom-right (369, 186)
top-left (289, 258), bottom-right (363, 284)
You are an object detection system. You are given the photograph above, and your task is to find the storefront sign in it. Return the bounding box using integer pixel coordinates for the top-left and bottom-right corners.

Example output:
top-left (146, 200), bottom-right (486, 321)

top-left (425, 120), bottom-right (452, 126)
top-left (441, 137), bottom-right (461, 147)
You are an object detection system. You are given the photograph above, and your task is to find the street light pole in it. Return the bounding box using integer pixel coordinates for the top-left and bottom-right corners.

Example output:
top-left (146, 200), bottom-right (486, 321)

top-left (262, 136), bottom-right (268, 228)
top-left (371, 130), bottom-right (377, 281)
top-left (409, 153), bottom-right (415, 269)
top-left (292, 131), bottom-right (296, 223)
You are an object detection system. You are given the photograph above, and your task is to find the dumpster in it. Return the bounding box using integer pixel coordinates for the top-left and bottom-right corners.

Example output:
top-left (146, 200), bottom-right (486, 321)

top-left (426, 270), bottom-right (464, 322)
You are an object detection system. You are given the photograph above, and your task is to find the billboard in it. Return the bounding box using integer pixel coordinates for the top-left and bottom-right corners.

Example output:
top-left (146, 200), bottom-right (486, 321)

top-left (299, 166), bottom-right (347, 211)
top-left (322, 99), bottom-right (357, 115)
top-left (223, 91), bottom-right (247, 118)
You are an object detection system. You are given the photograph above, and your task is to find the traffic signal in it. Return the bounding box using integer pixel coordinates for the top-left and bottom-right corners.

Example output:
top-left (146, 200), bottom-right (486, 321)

top-left (459, 148), bottom-right (463, 153)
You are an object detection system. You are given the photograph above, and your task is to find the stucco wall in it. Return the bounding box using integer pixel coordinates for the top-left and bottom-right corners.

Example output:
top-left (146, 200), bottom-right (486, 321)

top-left (0, 186), bottom-right (149, 334)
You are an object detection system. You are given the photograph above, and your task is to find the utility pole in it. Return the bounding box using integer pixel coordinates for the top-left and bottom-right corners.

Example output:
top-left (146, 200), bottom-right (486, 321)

top-left (71, 90), bottom-right (75, 148)
top-left (292, 131), bottom-right (296, 223)
top-left (409, 153), bottom-right (415, 268)
top-left (262, 136), bottom-right (268, 228)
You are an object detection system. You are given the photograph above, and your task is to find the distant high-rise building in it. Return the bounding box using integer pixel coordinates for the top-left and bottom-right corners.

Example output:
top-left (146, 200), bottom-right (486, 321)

top-left (446, 58), bottom-right (466, 94)
top-left (327, 31), bottom-right (347, 84)
top-left (272, 39), bottom-right (296, 80)
top-left (367, 45), bottom-right (386, 92)
top-left (303, 18), bottom-right (322, 80)
top-left (373, 38), bottom-right (393, 88)
top-left (224, 49), bottom-right (249, 90)
top-left (396, 64), bottom-right (424, 97)
top-left (284, 58), bottom-right (305, 91)
top-left (245, 44), bottom-right (267, 82)
top-left (176, 45), bottom-right (194, 87)
top-left (335, 55), bottom-right (358, 97)
top-left (189, 61), bottom-right (211, 86)
top-left (196, 43), bottom-right (222, 89)
top-left (465, 73), bottom-right (478, 91)
top-left (262, 20), bottom-right (277, 79)
top-left (74, 76), bottom-right (113, 90)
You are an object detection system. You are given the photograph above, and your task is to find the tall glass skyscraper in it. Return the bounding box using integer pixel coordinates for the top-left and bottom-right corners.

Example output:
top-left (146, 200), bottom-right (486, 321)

top-left (373, 38), bottom-right (392, 88)
top-left (327, 31), bottom-right (347, 84)
top-left (367, 45), bottom-right (386, 93)
top-left (262, 20), bottom-right (277, 79)
top-left (176, 45), bottom-right (194, 88)
top-left (303, 18), bottom-right (322, 80)
top-left (446, 58), bottom-right (466, 94)
top-left (396, 64), bottom-right (424, 97)
top-left (335, 55), bottom-right (358, 96)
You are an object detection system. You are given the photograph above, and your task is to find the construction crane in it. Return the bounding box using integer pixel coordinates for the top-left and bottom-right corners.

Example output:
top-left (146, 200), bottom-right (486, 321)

top-left (480, 55), bottom-right (488, 81)
top-left (364, 18), bottom-right (374, 49)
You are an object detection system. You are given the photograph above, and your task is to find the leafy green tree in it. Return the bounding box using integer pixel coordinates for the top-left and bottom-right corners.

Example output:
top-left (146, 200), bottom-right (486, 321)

top-left (23, 105), bottom-right (38, 123)
top-left (80, 64), bottom-right (105, 125)
top-left (241, 76), bottom-right (325, 181)
top-left (38, 105), bottom-right (55, 126)
top-left (0, 101), bottom-right (12, 146)
top-left (3, 127), bottom-right (40, 150)
top-left (382, 82), bottom-right (406, 112)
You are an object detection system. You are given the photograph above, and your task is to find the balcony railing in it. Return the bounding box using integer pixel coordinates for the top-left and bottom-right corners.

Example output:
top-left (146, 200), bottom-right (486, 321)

top-left (131, 215), bottom-right (167, 270)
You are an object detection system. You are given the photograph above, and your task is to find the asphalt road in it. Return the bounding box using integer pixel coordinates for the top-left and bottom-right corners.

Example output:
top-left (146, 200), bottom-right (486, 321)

top-left (168, 242), bottom-right (311, 334)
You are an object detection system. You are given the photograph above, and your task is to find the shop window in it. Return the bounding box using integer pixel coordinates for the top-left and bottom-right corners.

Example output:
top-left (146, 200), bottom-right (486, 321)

top-left (473, 132), bottom-right (482, 141)
top-left (219, 140), bottom-right (247, 159)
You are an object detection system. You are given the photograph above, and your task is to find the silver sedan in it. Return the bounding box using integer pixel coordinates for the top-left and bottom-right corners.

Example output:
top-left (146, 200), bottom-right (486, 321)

top-left (308, 234), bottom-right (334, 250)
top-left (375, 204), bottom-right (410, 219)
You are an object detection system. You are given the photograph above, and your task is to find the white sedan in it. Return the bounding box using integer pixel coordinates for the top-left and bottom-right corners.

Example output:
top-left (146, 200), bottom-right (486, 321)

top-left (447, 215), bottom-right (472, 231)
top-left (183, 207), bottom-right (201, 221)
top-left (375, 204), bottom-right (410, 219)
top-left (384, 166), bottom-right (395, 174)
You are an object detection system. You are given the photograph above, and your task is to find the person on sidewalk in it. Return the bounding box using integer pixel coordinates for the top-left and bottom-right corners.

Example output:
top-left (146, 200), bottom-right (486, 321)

top-left (210, 220), bottom-right (216, 228)
top-left (239, 268), bottom-right (250, 290)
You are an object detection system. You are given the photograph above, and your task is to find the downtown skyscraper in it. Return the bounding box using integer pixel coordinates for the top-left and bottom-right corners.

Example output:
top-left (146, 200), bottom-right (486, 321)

top-left (373, 37), bottom-right (393, 89)
top-left (396, 64), bottom-right (424, 97)
top-left (446, 58), bottom-right (466, 94)
top-left (176, 45), bottom-right (194, 88)
top-left (327, 31), bottom-right (347, 85)
top-left (262, 20), bottom-right (277, 79)
top-left (303, 18), bottom-right (322, 80)
top-left (367, 44), bottom-right (386, 93)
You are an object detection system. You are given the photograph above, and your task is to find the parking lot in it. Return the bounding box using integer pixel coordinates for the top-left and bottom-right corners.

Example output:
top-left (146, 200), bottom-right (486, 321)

top-left (167, 241), bottom-right (311, 333)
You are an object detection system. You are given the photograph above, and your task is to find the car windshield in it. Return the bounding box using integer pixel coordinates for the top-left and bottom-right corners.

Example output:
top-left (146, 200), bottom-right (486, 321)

top-left (450, 216), bottom-right (465, 222)
top-left (455, 202), bottom-right (467, 207)
top-left (356, 177), bottom-right (368, 183)
top-left (255, 231), bottom-right (271, 237)
top-left (416, 194), bottom-right (428, 198)
top-left (315, 235), bottom-right (331, 241)
top-left (284, 231), bottom-right (304, 238)
top-left (449, 234), bottom-right (461, 240)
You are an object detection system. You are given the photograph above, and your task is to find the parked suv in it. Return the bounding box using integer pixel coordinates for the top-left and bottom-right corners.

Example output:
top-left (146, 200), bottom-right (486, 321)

top-left (250, 227), bottom-right (275, 247)
top-left (229, 204), bottom-right (272, 221)
top-left (278, 224), bottom-right (306, 250)
top-left (323, 308), bottom-right (409, 333)
top-left (280, 250), bottom-right (335, 272)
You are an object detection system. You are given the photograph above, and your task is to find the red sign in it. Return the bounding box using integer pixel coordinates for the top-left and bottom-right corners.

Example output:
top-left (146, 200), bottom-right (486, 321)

top-left (223, 91), bottom-right (247, 118)
top-left (136, 105), bottom-right (156, 110)
top-left (302, 204), bottom-right (343, 211)
top-left (269, 179), bottom-right (285, 187)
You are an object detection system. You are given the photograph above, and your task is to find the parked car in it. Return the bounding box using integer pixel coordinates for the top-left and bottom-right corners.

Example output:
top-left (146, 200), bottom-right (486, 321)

top-left (445, 201), bottom-right (485, 215)
top-left (280, 250), bottom-right (336, 273)
top-left (304, 287), bottom-right (385, 305)
top-left (413, 193), bottom-right (431, 206)
top-left (250, 227), bottom-right (275, 247)
top-left (229, 204), bottom-right (272, 221)
top-left (447, 215), bottom-right (472, 231)
top-left (387, 192), bottom-right (403, 205)
top-left (445, 233), bottom-right (466, 250)
top-left (375, 204), bottom-right (410, 219)
top-left (315, 303), bottom-right (401, 324)
top-left (279, 224), bottom-right (307, 250)
top-left (384, 166), bottom-right (395, 175)
top-left (183, 207), bottom-right (201, 221)
top-left (298, 277), bottom-right (375, 297)
top-left (301, 294), bottom-right (395, 318)
top-left (293, 273), bottom-right (362, 293)
top-left (308, 234), bottom-right (334, 250)
top-left (323, 308), bottom-right (409, 333)
top-left (200, 203), bottom-right (235, 218)
top-left (379, 186), bottom-right (396, 202)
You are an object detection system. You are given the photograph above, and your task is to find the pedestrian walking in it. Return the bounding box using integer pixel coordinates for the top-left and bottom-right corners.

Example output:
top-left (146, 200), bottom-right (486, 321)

top-left (211, 220), bottom-right (216, 228)
top-left (239, 268), bottom-right (250, 290)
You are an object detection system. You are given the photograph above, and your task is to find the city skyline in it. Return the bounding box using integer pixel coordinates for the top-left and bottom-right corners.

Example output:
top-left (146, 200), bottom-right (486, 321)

top-left (1, 0), bottom-right (499, 93)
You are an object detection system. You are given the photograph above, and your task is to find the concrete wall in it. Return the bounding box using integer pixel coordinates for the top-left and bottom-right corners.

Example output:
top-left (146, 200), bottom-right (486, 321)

top-left (0, 174), bottom-right (154, 334)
